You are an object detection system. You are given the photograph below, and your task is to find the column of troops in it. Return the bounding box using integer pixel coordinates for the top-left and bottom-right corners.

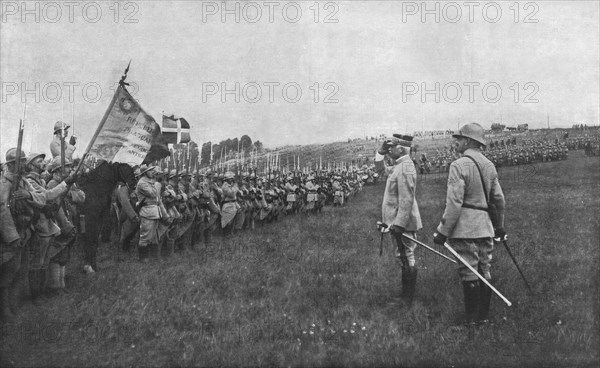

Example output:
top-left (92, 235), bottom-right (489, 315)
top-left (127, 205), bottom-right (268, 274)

top-left (481, 139), bottom-right (569, 167)
top-left (565, 136), bottom-right (600, 156)
top-left (1, 123), bottom-right (376, 320)
top-left (414, 136), bottom-right (599, 175)
top-left (117, 166), bottom-right (370, 264)
top-left (1, 121), bottom-right (83, 321)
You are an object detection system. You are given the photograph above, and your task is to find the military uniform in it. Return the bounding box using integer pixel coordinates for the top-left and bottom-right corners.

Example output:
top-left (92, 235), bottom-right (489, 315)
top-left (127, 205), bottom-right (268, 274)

top-left (24, 153), bottom-right (69, 303)
top-left (434, 123), bottom-right (506, 324)
top-left (50, 121), bottom-right (76, 161)
top-left (375, 135), bottom-right (422, 302)
top-left (1, 149), bottom-right (47, 320)
top-left (46, 156), bottom-right (84, 286)
top-left (220, 172), bottom-right (239, 235)
top-left (136, 165), bottom-right (162, 261)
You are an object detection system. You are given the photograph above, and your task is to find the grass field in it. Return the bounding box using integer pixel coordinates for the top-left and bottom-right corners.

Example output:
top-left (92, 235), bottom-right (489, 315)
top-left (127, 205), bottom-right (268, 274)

top-left (1, 151), bottom-right (598, 367)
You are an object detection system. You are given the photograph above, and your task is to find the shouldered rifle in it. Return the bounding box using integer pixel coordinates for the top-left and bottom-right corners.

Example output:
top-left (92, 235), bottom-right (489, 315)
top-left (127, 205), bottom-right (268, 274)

top-left (9, 107), bottom-right (26, 213)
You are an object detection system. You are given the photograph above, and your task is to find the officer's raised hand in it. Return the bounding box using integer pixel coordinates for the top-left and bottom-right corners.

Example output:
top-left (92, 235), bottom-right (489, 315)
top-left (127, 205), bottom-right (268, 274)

top-left (378, 140), bottom-right (394, 155)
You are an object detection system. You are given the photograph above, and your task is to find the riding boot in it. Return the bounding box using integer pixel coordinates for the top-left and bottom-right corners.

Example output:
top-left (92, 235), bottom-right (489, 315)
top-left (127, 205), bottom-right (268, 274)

top-left (478, 278), bottom-right (493, 323)
top-left (462, 280), bottom-right (480, 325)
top-left (401, 266), bottom-right (417, 304)
top-left (0, 288), bottom-right (15, 322)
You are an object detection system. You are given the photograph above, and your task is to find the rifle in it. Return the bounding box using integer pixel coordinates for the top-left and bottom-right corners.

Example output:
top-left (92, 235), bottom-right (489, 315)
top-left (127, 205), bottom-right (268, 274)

top-left (9, 106), bottom-right (26, 212)
top-left (61, 120), bottom-right (66, 176)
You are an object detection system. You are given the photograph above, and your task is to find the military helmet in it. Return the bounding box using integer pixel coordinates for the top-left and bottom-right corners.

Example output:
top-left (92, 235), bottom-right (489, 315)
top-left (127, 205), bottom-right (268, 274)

top-left (168, 169), bottom-right (178, 179)
top-left (452, 123), bottom-right (486, 146)
top-left (53, 121), bottom-right (71, 134)
top-left (25, 152), bottom-right (46, 166)
top-left (4, 148), bottom-right (27, 163)
top-left (224, 171), bottom-right (235, 180)
top-left (139, 164), bottom-right (157, 176)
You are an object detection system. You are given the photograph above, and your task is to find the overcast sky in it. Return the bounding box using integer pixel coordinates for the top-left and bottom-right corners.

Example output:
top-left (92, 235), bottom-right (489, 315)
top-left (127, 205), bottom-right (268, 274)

top-left (1, 1), bottom-right (598, 156)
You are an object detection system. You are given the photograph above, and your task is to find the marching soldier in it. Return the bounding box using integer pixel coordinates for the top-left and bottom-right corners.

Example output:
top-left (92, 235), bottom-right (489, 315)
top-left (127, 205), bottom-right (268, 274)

top-left (433, 123), bottom-right (506, 325)
top-left (50, 121), bottom-right (76, 161)
top-left (375, 134), bottom-right (422, 304)
top-left (1, 148), bottom-right (47, 320)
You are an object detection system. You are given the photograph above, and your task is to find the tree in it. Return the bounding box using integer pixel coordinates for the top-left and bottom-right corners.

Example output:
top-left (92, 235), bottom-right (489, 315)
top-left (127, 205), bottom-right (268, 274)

top-left (491, 123), bottom-right (506, 132)
top-left (201, 142), bottom-right (212, 165)
top-left (240, 135), bottom-right (252, 153)
top-left (253, 140), bottom-right (263, 151)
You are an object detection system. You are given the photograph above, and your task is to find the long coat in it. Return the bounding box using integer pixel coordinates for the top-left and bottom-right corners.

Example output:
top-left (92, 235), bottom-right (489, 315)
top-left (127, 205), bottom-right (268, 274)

top-left (136, 176), bottom-right (161, 220)
top-left (436, 148), bottom-right (505, 239)
top-left (25, 171), bottom-right (67, 237)
top-left (0, 171), bottom-right (47, 264)
top-left (377, 155), bottom-right (422, 231)
top-left (50, 135), bottom-right (76, 161)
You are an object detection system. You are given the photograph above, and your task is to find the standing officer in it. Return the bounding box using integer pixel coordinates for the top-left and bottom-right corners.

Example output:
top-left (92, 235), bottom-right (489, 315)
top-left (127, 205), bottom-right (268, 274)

top-left (433, 123), bottom-right (506, 325)
top-left (375, 134), bottom-right (422, 304)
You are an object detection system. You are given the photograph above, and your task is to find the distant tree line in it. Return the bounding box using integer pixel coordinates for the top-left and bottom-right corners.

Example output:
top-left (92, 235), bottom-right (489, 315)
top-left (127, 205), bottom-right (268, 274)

top-left (199, 135), bottom-right (263, 165)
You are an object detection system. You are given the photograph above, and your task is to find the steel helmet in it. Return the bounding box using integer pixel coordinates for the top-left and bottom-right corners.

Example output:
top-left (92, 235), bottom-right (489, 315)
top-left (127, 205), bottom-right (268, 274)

top-left (452, 123), bottom-right (486, 146)
top-left (4, 148), bottom-right (27, 163)
top-left (53, 121), bottom-right (71, 134)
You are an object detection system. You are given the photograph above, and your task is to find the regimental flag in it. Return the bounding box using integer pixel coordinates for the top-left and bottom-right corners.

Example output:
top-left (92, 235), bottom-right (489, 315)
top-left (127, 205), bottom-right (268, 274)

top-left (88, 85), bottom-right (160, 166)
top-left (162, 114), bottom-right (191, 144)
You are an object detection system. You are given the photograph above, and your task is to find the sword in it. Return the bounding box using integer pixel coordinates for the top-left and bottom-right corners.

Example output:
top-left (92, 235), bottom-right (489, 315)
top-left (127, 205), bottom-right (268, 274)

top-left (500, 239), bottom-right (533, 293)
top-left (402, 234), bottom-right (457, 264)
top-left (444, 242), bottom-right (512, 307)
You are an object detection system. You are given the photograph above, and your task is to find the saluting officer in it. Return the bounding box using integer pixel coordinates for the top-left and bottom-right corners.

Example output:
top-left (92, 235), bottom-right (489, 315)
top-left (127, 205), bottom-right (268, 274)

top-left (375, 134), bottom-right (422, 304)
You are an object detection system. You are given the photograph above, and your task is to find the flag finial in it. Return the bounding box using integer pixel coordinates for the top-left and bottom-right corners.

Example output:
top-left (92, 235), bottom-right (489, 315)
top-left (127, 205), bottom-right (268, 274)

top-left (119, 59), bottom-right (132, 87)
